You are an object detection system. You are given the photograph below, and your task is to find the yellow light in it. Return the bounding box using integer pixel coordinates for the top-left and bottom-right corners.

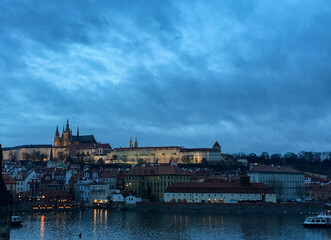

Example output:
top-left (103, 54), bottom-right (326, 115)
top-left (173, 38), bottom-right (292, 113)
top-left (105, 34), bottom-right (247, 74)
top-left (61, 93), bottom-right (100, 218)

top-left (42, 195), bottom-right (45, 199)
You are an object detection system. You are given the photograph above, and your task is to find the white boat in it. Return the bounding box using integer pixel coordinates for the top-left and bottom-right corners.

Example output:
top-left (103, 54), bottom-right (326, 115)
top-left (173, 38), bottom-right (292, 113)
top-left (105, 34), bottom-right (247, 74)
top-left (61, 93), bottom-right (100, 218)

top-left (303, 210), bottom-right (331, 228)
top-left (10, 216), bottom-right (23, 227)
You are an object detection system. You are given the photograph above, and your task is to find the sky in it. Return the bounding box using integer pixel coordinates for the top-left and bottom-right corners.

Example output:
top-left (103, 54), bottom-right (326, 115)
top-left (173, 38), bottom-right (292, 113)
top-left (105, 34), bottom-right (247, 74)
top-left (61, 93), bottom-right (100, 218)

top-left (1, 0), bottom-right (331, 154)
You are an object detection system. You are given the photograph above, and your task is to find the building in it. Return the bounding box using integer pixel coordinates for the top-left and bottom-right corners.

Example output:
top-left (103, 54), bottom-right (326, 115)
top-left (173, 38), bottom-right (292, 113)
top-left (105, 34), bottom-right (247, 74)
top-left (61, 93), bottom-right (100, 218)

top-left (15, 170), bottom-right (37, 193)
top-left (2, 144), bottom-right (52, 161)
top-left (164, 176), bottom-right (276, 203)
top-left (3, 120), bottom-right (110, 163)
top-left (248, 165), bottom-right (305, 201)
top-left (2, 174), bottom-right (16, 197)
top-left (74, 180), bottom-right (92, 202)
top-left (89, 182), bottom-right (111, 205)
top-left (108, 140), bottom-right (222, 164)
top-left (124, 165), bottom-right (190, 201)
top-left (54, 120), bottom-right (96, 147)
top-left (306, 183), bottom-right (331, 202)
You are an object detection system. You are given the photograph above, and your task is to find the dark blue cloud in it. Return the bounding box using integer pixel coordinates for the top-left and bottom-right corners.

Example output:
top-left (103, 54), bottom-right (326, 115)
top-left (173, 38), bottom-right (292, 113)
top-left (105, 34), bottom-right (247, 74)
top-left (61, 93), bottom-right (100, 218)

top-left (1, 0), bottom-right (331, 154)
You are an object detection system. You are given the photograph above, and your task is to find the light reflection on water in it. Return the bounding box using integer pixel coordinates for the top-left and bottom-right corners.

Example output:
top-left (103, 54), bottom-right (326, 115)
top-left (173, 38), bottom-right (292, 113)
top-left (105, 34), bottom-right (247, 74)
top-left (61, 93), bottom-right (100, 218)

top-left (10, 209), bottom-right (330, 240)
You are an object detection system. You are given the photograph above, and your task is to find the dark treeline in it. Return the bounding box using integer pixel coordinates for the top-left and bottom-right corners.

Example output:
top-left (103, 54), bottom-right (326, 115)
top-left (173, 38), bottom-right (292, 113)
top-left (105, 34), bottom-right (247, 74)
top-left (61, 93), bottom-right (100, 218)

top-left (232, 151), bottom-right (331, 176)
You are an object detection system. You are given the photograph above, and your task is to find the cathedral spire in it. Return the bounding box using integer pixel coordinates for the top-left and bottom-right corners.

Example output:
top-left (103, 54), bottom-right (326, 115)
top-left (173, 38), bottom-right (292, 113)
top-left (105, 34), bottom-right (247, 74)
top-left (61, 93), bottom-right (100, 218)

top-left (134, 138), bottom-right (138, 148)
top-left (55, 125), bottom-right (59, 136)
top-left (65, 119), bottom-right (70, 132)
top-left (129, 137), bottom-right (133, 148)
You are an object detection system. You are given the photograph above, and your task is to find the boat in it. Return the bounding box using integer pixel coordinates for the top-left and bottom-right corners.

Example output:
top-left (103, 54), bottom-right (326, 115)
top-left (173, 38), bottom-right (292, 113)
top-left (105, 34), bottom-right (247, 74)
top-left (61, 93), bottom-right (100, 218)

top-left (303, 210), bottom-right (331, 228)
top-left (10, 216), bottom-right (23, 227)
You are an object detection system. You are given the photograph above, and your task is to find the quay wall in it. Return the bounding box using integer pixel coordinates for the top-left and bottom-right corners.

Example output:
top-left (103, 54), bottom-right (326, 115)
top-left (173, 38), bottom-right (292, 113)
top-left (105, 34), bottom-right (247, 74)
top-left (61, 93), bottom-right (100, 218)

top-left (13, 202), bottom-right (84, 212)
top-left (128, 202), bottom-right (325, 214)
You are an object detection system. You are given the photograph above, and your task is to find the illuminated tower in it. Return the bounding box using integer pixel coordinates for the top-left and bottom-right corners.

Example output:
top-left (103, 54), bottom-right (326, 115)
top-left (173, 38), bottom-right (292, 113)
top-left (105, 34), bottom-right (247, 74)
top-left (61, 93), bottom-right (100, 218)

top-left (129, 137), bottom-right (133, 148)
top-left (54, 125), bottom-right (61, 147)
top-left (62, 119), bottom-right (72, 146)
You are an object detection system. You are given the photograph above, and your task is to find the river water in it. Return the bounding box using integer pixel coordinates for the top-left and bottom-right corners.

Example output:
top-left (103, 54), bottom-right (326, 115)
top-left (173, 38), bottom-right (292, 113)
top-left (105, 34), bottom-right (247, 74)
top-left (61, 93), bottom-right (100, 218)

top-left (10, 209), bottom-right (331, 240)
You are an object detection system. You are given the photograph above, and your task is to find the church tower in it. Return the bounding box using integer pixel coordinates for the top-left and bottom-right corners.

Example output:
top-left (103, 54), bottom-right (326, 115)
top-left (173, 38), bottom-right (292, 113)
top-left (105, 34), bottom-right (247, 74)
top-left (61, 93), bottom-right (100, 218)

top-left (54, 125), bottom-right (61, 147)
top-left (134, 138), bottom-right (138, 148)
top-left (129, 137), bottom-right (133, 148)
top-left (62, 119), bottom-right (72, 146)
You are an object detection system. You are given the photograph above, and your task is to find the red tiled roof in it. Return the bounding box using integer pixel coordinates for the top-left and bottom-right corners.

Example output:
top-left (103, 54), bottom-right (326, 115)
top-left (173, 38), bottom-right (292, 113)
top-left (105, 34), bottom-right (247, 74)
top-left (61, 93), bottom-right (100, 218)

top-left (180, 148), bottom-right (219, 152)
top-left (69, 173), bottom-right (83, 182)
top-left (126, 165), bottom-right (188, 176)
top-left (69, 143), bottom-right (111, 150)
top-left (99, 169), bottom-right (117, 178)
top-left (17, 170), bottom-right (33, 180)
top-left (113, 146), bottom-right (182, 151)
top-left (3, 174), bottom-right (16, 184)
top-left (165, 182), bottom-right (275, 194)
top-left (250, 165), bottom-right (302, 173)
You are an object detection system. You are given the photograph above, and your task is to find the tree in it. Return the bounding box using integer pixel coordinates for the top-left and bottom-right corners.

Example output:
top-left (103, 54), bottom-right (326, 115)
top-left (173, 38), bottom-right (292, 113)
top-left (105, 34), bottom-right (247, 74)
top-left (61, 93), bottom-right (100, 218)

top-left (201, 158), bottom-right (208, 165)
top-left (266, 179), bottom-right (285, 201)
top-left (295, 184), bottom-right (306, 199)
top-left (97, 158), bottom-right (105, 165)
top-left (138, 158), bottom-right (145, 165)
top-left (260, 152), bottom-right (270, 164)
top-left (270, 154), bottom-right (282, 164)
top-left (9, 151), bottom-right (18, 162)
top-left (181, 155), bottom-right (192, 164)
top-left (22, 152), bottom-right (32, 161)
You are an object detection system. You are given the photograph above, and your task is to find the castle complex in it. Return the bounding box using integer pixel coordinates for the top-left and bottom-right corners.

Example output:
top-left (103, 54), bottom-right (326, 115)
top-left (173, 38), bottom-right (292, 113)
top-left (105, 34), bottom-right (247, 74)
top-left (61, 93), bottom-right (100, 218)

top-left (3, 120), bottom-right (222, 164)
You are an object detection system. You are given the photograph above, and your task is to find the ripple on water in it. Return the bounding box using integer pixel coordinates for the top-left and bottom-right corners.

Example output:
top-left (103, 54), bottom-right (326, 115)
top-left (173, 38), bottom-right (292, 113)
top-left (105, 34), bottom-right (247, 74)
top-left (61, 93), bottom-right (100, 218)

top-left (10, 209), bottom-right (331, 240)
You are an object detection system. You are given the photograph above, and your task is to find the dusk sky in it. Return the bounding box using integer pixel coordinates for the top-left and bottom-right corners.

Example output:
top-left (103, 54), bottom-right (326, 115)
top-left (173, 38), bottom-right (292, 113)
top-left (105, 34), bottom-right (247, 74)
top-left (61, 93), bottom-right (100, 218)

top-left (1, 0), bottom-right (331, 154)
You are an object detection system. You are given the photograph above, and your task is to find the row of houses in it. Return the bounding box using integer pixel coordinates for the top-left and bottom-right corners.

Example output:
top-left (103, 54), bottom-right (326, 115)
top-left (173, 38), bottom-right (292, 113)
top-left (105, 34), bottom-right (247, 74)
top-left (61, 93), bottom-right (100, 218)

top-left (2, 160), bottom-right (329, 205)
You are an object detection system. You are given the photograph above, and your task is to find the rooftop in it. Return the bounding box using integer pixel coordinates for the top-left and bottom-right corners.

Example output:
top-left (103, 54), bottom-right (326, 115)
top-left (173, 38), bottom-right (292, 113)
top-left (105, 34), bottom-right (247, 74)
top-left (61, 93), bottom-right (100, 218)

top-left (126, 165), bottom-right (188, 176)
top-left (249, 165), bottom-right (302, 174)
top-left (165, 182), bottom-right (275, 194)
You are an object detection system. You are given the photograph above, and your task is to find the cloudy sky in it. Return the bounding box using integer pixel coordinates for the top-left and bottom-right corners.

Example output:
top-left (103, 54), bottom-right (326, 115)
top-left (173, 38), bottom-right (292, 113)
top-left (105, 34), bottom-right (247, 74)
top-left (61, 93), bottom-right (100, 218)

top-left (1, 0), bottom-right (331, 154)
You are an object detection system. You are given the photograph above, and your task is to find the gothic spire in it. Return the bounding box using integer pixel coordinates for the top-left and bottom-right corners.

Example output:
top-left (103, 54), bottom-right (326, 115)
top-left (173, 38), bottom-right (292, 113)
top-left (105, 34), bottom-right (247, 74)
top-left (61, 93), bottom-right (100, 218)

top-left (55, 125), bottom-right (59, 136)
top-left (129, 137), bottom-right (133, 148)
top-left (65, 119), bottom-right (70, 132)
top-left (134, 138), bottom-right (138, 148)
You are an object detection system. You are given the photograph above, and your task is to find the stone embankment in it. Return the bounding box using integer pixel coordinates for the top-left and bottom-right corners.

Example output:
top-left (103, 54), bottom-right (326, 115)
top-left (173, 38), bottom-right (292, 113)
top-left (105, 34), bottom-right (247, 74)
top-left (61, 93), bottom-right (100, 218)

top-left (128, 202), bottom-right (325, 214)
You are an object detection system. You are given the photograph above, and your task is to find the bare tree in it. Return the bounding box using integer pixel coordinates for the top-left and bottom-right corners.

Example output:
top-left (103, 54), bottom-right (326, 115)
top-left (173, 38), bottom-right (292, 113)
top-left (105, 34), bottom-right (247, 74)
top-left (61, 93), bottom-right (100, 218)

top-left (266, 179), bottom-right (285, 200)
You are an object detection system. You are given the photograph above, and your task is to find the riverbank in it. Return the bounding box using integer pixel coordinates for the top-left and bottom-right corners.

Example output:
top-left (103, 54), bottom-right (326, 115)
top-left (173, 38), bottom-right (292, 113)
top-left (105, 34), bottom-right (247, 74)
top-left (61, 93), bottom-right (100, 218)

top-left (128, 202), bottom-right (325, 214)
top-left (13, 201), bottom-right (325, 215)
top-left (13, 202), bottom-right (84, 212)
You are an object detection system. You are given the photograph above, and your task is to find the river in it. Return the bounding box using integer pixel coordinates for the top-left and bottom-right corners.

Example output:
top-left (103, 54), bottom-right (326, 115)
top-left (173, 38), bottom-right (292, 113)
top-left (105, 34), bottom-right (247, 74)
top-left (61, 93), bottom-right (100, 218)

top-left (10, 209), bottom-right (331, 240)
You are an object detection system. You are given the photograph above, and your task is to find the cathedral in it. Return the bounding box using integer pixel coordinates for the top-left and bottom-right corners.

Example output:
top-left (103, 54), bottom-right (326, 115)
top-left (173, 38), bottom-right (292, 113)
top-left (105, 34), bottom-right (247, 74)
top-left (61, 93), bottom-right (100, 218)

top-left (54, 120), bottom-right (96, 147)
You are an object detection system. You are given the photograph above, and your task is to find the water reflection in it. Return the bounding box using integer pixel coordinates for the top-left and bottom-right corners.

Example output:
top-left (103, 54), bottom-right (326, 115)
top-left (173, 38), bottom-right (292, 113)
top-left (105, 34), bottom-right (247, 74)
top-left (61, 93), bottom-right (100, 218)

top-left (9, 209), bottom-right (331, 240)
top-left (40, 215), bottom-right (45, 240)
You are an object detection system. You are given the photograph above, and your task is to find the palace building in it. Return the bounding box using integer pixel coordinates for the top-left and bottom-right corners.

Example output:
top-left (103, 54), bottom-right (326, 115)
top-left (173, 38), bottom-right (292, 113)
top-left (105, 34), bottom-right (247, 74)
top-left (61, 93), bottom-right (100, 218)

top-left (108, 139), bottom-right (222, 164)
